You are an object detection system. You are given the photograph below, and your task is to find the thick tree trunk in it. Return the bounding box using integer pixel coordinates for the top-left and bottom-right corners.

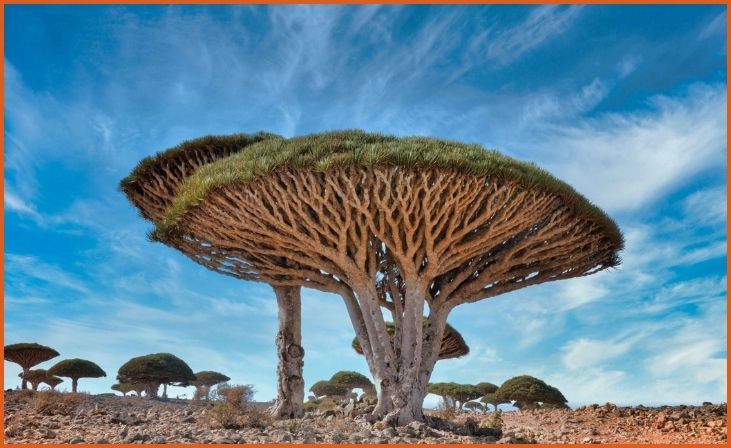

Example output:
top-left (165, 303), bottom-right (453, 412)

top-left (270, 285), bottom-right (305, 419)
top-left (162, 383), bottom-right (168, 399)
top-left (72, 378), bottom-right (78, 393)
top-left (346, 279), bottom-right (450, 425)
top-left (21, 368), bottom-right (28, 390)
top-left (32, 383), bottom-right (38, 391)
top-left (146, 383), bottom-right (159, 399)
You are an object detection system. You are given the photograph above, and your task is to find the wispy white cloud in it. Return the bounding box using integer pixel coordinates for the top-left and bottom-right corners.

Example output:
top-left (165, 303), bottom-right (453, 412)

top-left (4, 187), bottom-right (42, 223)
top-left (536, 83), bottom-right (726, 213)
top-left (482, 5), bottom-right (583, 65)
top-left (562, 328), bottom-right (653, 371)
top-left (5, 254), bottom-right (90, 295)
top-left (698, 10), bottom-right (726, 40)
top-left (683, 186), bottom-right (727, 227)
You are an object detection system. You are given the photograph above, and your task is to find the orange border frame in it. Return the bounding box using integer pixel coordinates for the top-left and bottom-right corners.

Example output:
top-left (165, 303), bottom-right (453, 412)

top-left (0, 1), bottom-right (728, 447)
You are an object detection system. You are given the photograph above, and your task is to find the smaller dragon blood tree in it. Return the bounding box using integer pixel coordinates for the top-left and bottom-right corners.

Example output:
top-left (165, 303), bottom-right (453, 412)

top-left (117, 353), bottom-right (195, 399)
top-left (190, 371), bottom-right (231, 400)
top-left (330, 370), bottom-right (376, 397)
top-left (48, 359), bottom-right (106, 393)
top-left (496, 375), bottom-right (568, 410)
top-left (352, 320), bottom-right (469, 361)
top-left (111, 383), bottom-right (129, 396)
top-left (427, 382), bottom-right (494, 409)
top-left (309, 380), bottom-right (349, 400)
top-left (4, 343), bottom-right (59, 390)
top-left (464, 401), bottom-right (485, 413)
top-left (18, 369), bottom-right (50, 391)
top-left (43, 376), bottom-right (64, 391)
top-left (481, 392), bottom-right (511, 412)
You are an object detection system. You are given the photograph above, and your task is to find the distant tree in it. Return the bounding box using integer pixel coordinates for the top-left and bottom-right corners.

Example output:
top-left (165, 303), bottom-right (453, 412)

top-left (309, 380), bottom-right (349, 400)
top-left (496, 375), bottom-right (568, 410)
top-left (48, 359), bottom-right (106, 392)
top-left (191, 371), bottom-right (231, 400)
top-left (117, 353), bottom-right (195, 399)
top-left (4, 343), bottom-right (59, 390)
top-left (111, 383), bottom-right (138, 397)
top-left (427, 382), bottom-right (484, 409)
top-left (481, 392), bottom-right (510, 412)
top-left (464, 401), bottom-right (485, 413)
top-left (43, 376), bottom-right (64, 391)
top-left (475, 382), bottom-right (499, 396)
top-left (329, 371), bottom-right (375, 397)
top-left (427, 382), bottom-right (458, 409)
top-left (451, 384), bottom-right (484, 409)
top-left (131, 384), bottom-right (146, 397)
top-left (18, 369), bottom-right (51, 391)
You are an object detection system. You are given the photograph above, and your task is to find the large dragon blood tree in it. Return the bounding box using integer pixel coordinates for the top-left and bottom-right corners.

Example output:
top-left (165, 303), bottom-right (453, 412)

top-left (120, 133), bottom-right (308, 418)
top-left (126, 130), bottom-right (623, 425)
top-left (4, 343), bottom-right (59, 390)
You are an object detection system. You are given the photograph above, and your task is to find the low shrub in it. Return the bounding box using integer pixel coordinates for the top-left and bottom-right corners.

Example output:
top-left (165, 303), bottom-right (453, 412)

top-left (304, 400), bottom-right (320, 412)
top-left (432, 404), bottom-right (459, 421)
top-left (481, 409), bottom-right (503, 430)
top-left (215, 384), bottom-right (255, 409)
top-left (317, 398), bottom-right (337, 411)
top-left (199, 384), bottom-right (270, 430)
top-left (33, 391), bottom-right (87, 415)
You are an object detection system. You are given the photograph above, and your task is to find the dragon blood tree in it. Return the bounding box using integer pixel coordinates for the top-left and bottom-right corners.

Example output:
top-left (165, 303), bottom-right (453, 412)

top-left (117, 353), bottom-right (195, 399)
top-left (43, 376), bottom-right (64, 391)
top-left (111, 383), bottom-right (135, 396)
top-left (353, 321), bottom-right (468, 361)
top-left (191, 370), bottom-right (231, 400)
top-left (481, 392), bottom-right (510, 412)
top-left (309, 380), bottom-right (349, 400)
top-left (496, 375), bottom-right (568, 410)
top-left (4, 343), bottom-right (59, 389)
top-left (120, 133), bottom-right (308, 418)
top-left (427, 382), bottom-right (484, 409)
top-left (128, 130), bottom-right (622, 424)
top-left (19, 369), bottom-right (51, 391)
top-left (330, 370), bottom-right (376, 397)
top-left (48, 358), bottom-right (106, 392)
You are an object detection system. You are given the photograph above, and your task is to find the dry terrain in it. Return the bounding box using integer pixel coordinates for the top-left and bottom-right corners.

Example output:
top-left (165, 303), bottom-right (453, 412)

top-left (3, 390), bottom-right (726, 444)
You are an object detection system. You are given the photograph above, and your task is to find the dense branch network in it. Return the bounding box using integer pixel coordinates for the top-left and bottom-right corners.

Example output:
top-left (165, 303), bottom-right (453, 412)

top-left (160, 166), bottom-right (618, 303)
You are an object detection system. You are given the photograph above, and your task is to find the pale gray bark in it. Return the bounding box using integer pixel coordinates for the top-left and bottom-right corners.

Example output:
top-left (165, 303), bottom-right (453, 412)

top-left (270, 285), bottom-right (305, 419)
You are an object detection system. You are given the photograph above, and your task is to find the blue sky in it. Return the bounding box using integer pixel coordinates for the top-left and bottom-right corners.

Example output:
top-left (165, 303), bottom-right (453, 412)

top-left (4, 5), bottom-right (727, 407)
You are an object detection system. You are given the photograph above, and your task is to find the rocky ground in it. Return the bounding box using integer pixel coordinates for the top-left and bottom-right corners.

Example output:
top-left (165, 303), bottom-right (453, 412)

top-left (3, 390), bottom-right (726, 444)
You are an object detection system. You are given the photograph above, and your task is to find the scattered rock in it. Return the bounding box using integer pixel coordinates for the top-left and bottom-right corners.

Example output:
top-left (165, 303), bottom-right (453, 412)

top-left (1, 391), bottom-right (726, 444)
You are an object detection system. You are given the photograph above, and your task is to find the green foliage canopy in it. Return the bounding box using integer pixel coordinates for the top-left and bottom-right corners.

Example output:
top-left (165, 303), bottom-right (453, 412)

top-left (329, 371), bottom-right (373, 390)
top-left (19, 368), bottom-right (50, 383)
top-left (117, 353), bottom-right (195, 386)
top-left (192, 371), bottom-right (231, 387)
top-left (147, 130), bottom-right (623, 252)
top-left (49, 358), bottom-right (106, 379)
top-left (481, 392), bottom-right (511, 410)
top-left (496, 375), bottom-right (568, 409)
top-left (475, 382), bottom-right (499, 395)
top-left (309, 380), bottom-right (349, 398)
top-left (43, 376), bottom-right (64, 389)
top-left (4, 343), bottom-right (60, 369)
